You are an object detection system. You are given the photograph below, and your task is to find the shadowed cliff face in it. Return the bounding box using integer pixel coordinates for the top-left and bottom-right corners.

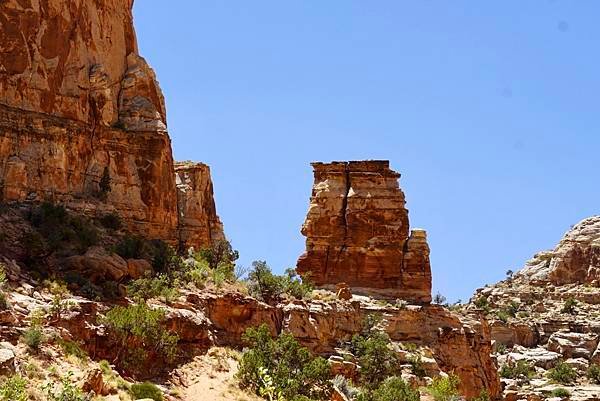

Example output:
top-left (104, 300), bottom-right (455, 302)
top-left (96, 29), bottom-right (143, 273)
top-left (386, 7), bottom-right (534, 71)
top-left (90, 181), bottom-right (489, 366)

top-left (0, 0), bottom-right (223, 248)
top-left (297, 160), bottom-right (432, 303)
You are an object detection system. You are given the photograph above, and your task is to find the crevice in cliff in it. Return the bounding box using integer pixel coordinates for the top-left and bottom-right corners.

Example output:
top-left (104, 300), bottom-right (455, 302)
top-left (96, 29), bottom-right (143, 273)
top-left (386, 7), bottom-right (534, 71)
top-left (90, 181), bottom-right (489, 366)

top-left (340, 162), bottom-right (351, 240)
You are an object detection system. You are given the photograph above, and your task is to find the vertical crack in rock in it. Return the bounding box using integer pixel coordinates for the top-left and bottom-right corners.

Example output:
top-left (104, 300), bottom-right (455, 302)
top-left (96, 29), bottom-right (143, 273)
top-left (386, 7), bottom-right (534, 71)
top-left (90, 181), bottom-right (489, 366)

top-left (297, 160), bottom-right (432, 302)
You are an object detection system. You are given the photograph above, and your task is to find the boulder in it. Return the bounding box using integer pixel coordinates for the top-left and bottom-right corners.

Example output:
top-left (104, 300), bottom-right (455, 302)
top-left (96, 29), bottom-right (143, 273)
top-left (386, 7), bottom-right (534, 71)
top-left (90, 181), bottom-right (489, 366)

top-left (547, 331), bottom-right (599, 359)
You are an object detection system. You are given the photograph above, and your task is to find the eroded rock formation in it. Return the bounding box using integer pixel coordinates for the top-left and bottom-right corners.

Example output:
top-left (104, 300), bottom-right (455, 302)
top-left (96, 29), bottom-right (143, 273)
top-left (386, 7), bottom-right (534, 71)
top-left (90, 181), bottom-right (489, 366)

top-left (0, 0), bottom-right (223, 249)
top-left (297, 161), bottom-right (432, 302)
top-left (467, 216), bottom-right (600, 400)
top-left (175, 162), bottom-right (225, 250)
top-left (518, 216), bottom-right (600, 285)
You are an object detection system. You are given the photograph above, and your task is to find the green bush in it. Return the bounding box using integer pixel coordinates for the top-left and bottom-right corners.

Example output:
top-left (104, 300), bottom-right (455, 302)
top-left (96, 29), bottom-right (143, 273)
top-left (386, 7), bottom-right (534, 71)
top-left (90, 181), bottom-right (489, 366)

top-left (114, 235), bottom-right (149, 259)
top-left (237, 324), bottom-right (332, 400)
top-left (409, 355), bottom-right (426, 378)
top-left (587, 364), bottom-right (600, 384)
top-left (150, 240), bottom-right (181, 274)
top-left (370, 377), bottom-right (419, 401)
top-left (562, 298), bottom-right (577, 315)
top-left (473, 296), bottom-right (490, 312)
top-left (99, 212), bottom-right (122, 230)
top-left (27, 203), bottom-right (98, 254)
top-left (195, 239), bottom-right (239, 272)
top-left (425, 374), bottom-right (461, 401)
top-left (496, 310), bottom-right (510, 323)
top-left (551, 388), bottom-right (571, 398)
top-left (0, 375), bottom-right (28, 401)
top-left (350, 316), bottom-right (400, 389)
top-left (548, 361), bottom-right (577, 384)
top-left (130, 382), bottom-right (163, 401)
top-left (104, 302), bottom-right (179, 373)
top-left (128, 274), bottom-right (179, 303)
top-left (23, 326), bottom-right (43, 350)
top-left (472, 389), bottom-right (490, 401)
top-left (282, 268), bottom-right (313, 299)
top-left (499, 360), bottom-right (535, 379)
top-left (247, 261), bottom-right (284, 303)
top-left (43, 371), bottom-right (86, 401)
top-left (0, 293), bottom-right (8, 311)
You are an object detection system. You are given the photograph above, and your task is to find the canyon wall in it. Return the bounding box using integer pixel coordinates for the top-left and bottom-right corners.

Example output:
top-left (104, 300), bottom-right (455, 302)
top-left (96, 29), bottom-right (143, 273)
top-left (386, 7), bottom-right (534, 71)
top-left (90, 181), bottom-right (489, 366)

top-left (0, 0), bottom-right (222, 249)
top-left (297, 161), bottom-right (432, 302)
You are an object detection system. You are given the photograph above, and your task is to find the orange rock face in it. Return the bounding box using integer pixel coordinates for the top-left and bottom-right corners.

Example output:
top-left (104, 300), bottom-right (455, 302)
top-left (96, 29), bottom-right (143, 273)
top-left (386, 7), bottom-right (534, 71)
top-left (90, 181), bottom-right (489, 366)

top-left (0, 0), bottom-right (223, 248)
top-left (175, 162), bottom-right (225, 250)
top-left (297, 161), bottom-right (432, 302)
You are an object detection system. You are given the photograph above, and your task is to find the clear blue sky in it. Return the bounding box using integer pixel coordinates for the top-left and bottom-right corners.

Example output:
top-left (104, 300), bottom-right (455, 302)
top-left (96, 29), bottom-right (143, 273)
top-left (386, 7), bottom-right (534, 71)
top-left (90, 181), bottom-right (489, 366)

top-left (133, 1), bottom-right (600, 302)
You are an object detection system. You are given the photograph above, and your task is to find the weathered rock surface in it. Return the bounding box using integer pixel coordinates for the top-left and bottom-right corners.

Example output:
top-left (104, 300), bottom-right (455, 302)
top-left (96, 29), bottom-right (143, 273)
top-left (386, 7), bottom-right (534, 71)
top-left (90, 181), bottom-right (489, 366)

top-left (467, 216), bottom-right (600, 400)
top-left (518, 216), bottom-right (600, 285)
top-left (175, 162), bottom-right (225, 250)
top-left (0, 0), bottom-right (224, 249)
top-left (297, 161), bottom-right (432, 302)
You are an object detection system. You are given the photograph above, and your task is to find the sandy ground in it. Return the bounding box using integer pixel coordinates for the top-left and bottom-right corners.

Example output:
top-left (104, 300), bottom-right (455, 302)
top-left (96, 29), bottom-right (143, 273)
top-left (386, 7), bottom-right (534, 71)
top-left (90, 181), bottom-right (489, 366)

top-left (172, 348), bottom-right (262, 401)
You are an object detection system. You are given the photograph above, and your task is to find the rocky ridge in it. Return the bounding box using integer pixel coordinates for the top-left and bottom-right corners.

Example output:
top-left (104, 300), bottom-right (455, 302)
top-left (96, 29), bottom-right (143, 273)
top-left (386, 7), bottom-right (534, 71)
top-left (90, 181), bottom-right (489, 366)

top-left (466, 216), bottom-right (600, 401)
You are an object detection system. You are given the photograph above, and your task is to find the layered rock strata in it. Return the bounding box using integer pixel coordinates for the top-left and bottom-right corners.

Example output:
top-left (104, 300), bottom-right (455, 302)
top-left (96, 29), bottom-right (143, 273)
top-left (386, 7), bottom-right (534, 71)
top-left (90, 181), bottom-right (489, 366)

top-left (467, 216), bottom-right (600, 400)
top-left (0, 0), bottom-right (223, 249)
top-left (297, 161), bottom-right (432, 302)
top-left (175, 162), bottom-right (225, 250)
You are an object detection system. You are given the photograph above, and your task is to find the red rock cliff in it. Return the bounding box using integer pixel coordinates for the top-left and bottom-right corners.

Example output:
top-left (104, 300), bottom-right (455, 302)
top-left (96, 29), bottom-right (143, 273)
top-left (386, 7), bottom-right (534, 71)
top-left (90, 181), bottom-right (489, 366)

top-left (0, 0), bottom-right (223, 248)
top-left (297, 161), bottom-right (432, 302)
top-left (175, 162), bottom-right (225, 250)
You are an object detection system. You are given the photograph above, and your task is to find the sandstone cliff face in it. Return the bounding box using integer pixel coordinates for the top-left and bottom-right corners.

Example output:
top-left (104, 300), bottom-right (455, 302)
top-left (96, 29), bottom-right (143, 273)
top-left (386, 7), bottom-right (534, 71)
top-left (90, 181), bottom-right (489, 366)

top-left (175, 162), bottom-right (225, 250)
top-left (0, 0), bottom-right (223, 248)
top-left (297, 161), bottom-right (432, 302)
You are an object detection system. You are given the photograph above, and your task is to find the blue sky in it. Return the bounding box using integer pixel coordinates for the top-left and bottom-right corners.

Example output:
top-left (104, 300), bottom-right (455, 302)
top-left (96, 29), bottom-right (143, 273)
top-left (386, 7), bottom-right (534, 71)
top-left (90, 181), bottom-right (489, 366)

top-left (133, 1), bottom-right (600, 302)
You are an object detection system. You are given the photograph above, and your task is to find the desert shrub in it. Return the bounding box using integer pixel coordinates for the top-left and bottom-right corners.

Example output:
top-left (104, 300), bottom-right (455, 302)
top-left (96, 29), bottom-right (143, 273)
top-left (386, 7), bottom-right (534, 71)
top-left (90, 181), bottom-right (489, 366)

top-left (433, 292), bottom-right (447, 305)
top-left (57, 339), bottom-right (87, 359)
top-left (548, 361), bottom-right (577, 384)
top-left (409, 355), bottom-right (426, 378)
top-left (247, 261), bottom-right (285, 303)
top-left (104, 302), bottom-right (179, 373)
top-left (0, 374), bottom-right (28, 401)
top-left (472, 389), bottom-right (490, 401)
top-left (27, 203), bottom-right (98, 254)
top-left (506, 301), bottom-right (520, 317)
top-left (551, 388), bottom-right (571, 398)
top-left (195, 239), bottom-right (239, 272)
top-left (99, 212), bottom-right (122, 230)
top-left (114, 235), bottom-right (149, 259)
top-left (20, 230), bottom-right (48, 267)
top-left (0, 293), bottom-right (8, 311)
top-left (369, 376), bottom-right (419, 401)
top-left (150, 240), bottom-right (181, 274)
top-left (500, 360), bottom-right (535, 379)
top-left (425, 374), bottom-right (461, 401)
top-left (562, 298), bottom-right (577, 315)
top-left (473, 296), bottom-right (490, 312)
top-left (46, 280), bottom-right (73, 320)
top-left (128, 274), bottom-right (179, 303)
top-left (237, 324), bottom-right (332, 400)
top-left (587, 364), bottom-right (600, 384)
top-left (496, 343), bottom-right (507, 354)
top-left (496, 310), bottom-right (510, 323)
top-left (350, 316), bottom-right (400, 389)
top-left (130, 382), bottom-right (163, 401)
top-left (23, 326), bottom-right (43, 350)
top-left (43, 371), bottom-right (86, 401)
top-left (282, 268), bottom-right (313, 299)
